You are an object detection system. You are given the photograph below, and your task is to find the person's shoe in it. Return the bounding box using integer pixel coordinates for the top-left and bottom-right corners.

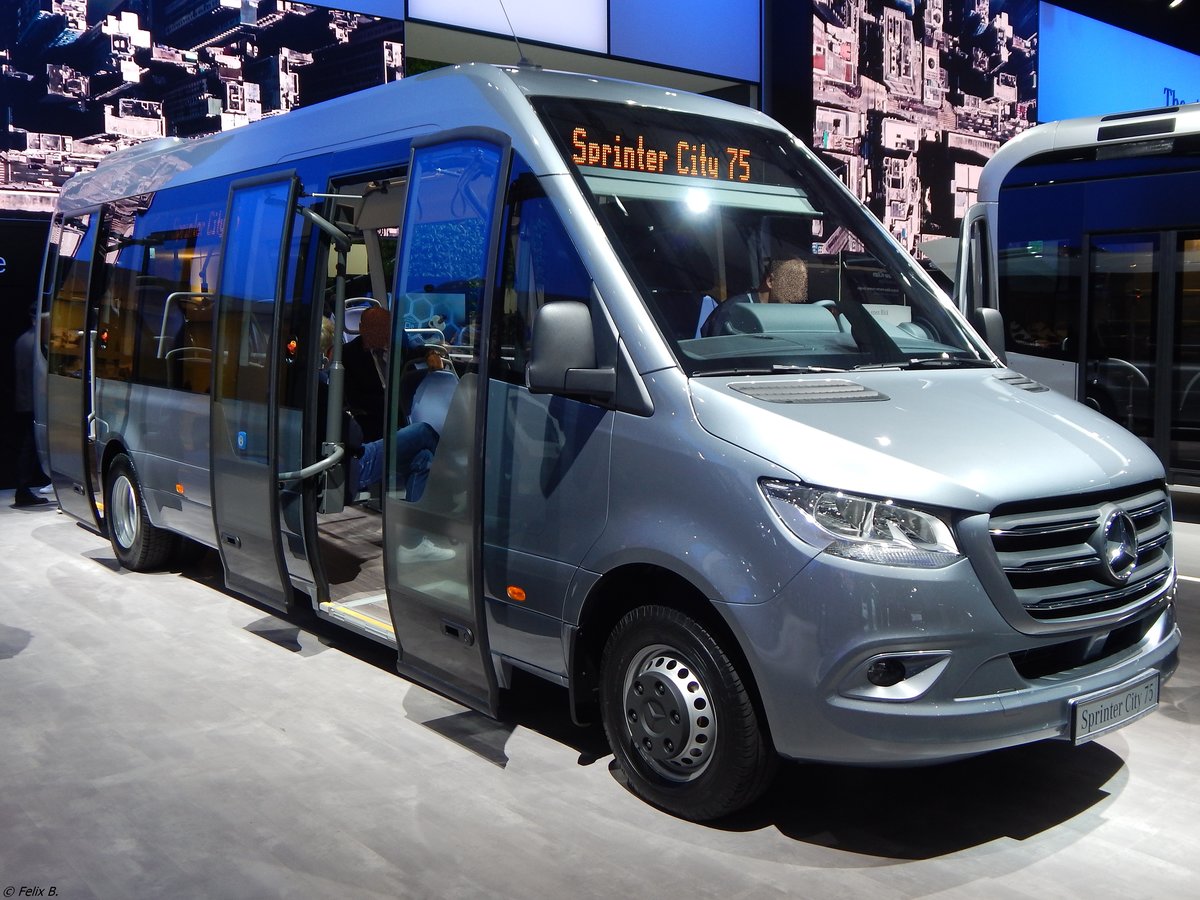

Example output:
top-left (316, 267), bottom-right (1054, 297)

top-left (396, 536), bottom-right (455, 564)
top-left (14, 490), bottom-right (49, 507)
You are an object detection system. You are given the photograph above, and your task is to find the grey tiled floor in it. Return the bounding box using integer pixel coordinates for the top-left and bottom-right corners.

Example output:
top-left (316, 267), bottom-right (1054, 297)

top-left (1, 492), bottom-right (1198, 899)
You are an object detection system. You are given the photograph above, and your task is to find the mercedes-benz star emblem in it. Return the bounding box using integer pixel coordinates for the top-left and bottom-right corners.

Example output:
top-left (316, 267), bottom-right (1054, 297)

top-left (1102, 510), bottom-right (1139, 583)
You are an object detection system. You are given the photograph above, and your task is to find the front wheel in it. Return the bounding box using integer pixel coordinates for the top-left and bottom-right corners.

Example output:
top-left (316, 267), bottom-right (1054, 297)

top-left (106, 453), bottom-right (174, 572)
top-left (600, 605), bottom-right (776, 821)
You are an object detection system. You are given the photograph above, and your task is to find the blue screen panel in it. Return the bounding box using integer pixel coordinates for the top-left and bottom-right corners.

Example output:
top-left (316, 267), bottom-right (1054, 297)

top-left (610, 0), bottom-right (761, 83)
top-left (407, 0), bottom-right (607, 53)
top-left (1039, 3), bottom-right (1200, 121)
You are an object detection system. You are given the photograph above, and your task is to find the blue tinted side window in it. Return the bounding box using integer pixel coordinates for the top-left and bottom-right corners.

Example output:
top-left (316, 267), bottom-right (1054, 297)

top-left (491, 158), bottom-right (592, 385)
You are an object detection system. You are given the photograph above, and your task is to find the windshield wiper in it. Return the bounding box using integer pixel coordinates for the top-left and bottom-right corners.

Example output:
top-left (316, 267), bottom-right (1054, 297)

top-left (697, 364), bottom-right (848, 376)
top-left (901, 357), bottom-right (999, 370)
top-left (854, 357), bottom-right (998, 372)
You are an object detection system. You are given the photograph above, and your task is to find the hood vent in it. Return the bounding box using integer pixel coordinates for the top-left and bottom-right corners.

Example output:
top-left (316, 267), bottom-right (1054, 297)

top-left (996, 372), bottom-right (1049, 393)
top-left (730, 379), bottom-right (889, 404)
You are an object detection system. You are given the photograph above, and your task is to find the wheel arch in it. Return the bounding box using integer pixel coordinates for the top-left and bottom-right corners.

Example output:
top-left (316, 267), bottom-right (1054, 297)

top-left (567, 563), bottom-right (771, 743)
top-left (99, 436), bottom-right (130, 481)
top-left (97, 436), bottom-right (132, 532)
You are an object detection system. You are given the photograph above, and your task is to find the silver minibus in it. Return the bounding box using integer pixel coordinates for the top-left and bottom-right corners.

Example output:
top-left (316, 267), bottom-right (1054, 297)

top-left (35, 64), bottom-right (1179, 820)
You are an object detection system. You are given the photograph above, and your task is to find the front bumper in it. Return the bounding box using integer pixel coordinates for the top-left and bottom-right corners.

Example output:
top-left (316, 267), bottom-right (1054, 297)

top-left (719, 555), bottom-right (1179, 765)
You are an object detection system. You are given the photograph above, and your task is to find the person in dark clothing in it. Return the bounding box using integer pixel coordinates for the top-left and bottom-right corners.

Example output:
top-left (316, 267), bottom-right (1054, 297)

top-left (340, 306), bottom-right (390, 442)
top-left (13, 315), bottom-right (49, 506)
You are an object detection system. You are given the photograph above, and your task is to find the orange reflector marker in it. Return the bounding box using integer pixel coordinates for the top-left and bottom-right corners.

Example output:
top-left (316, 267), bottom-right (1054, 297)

top-left (176, 483), bottom-right (185, 495)
top-left (506, 586), bottom-right (527, 602)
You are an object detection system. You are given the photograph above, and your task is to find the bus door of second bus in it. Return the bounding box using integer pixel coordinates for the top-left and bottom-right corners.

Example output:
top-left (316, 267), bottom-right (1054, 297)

top-left (210, 173), bottom-right (299, 611)
top-left (382, 133), bottom-right (509, 716)
top-left (1085, 230), bottom-right (1200, 478)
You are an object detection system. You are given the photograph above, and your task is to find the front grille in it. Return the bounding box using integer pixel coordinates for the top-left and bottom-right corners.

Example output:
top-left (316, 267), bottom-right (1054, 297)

top-left (988, 483), bottom-right (1172, 622)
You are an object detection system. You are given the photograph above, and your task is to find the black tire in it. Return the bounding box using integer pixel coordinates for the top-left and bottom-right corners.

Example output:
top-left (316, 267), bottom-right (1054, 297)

top-left (105, 453), bottom-right (174, 572)
top-left (600, 605), bottom-right (776, 821)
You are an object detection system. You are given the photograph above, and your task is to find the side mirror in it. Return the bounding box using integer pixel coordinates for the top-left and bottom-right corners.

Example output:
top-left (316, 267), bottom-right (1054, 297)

top-left (970, 307), bottom-right (1007, 365)
top-left (526, 300), bottom-right (616, 399)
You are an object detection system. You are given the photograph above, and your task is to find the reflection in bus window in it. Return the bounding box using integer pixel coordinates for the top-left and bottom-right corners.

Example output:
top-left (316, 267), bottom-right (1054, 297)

top-left (94, 197), bottom-right (148, 383)
top-left (47, 214), bottom-right (96, 379)
top-left (396, 142), bottom-right (498, 355)
top-left (492, 161), bottom-right (592, 385)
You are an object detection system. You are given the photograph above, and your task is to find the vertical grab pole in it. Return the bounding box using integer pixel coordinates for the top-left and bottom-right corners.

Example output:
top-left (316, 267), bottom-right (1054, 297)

top-left (325, 245), bottom-right (347, 456)
top-left (297, 204), bottom-right (352, 457)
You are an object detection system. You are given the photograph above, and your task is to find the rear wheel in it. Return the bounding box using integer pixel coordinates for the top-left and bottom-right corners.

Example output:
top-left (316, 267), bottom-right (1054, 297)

top-left (600, 605), bottom-right (776, 821)
top-left (106, 453), bottom-right (174, 572)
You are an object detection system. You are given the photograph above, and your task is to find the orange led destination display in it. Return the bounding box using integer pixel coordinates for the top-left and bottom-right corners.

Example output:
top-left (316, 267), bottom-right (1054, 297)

top-left (536, 97), bottom-right (795, 189)
top-left (570, 126), bottom-right (753, 182)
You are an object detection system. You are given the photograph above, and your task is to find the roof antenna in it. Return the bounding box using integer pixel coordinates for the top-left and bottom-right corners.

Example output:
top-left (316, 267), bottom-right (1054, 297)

top-left (496, 0), bottom-right (534, 67)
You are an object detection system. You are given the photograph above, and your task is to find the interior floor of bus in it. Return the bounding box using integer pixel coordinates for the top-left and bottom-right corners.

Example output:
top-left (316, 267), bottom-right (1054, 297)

top-left (318, 504), bottom-right (386, 596)
top-left (315, 504), bottom-right (396, 642)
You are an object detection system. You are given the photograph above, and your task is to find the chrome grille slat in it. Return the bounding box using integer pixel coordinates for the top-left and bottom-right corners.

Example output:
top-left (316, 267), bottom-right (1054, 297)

top-left (1140, 533), bottom-right (1170, 553)
top-left (989, 518), bottom-right (1097, 538)
top-left (1025, 569), bottom-right (1171, 613)
top-left (1001, 555), bottom-right (1100, 575)
top-left (1130, 500), bottom-right (1168, 519)
top-left (988, 484), bottom-right (1173, 622)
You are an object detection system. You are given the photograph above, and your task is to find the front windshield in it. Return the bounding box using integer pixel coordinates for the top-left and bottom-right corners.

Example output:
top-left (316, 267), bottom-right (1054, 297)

top-left (535, 97), bottom-right (992, 375)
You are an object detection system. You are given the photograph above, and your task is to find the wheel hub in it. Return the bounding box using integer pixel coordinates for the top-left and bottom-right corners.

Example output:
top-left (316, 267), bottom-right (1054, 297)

top-left (111, 474), bottom-right (138, 551)
top-left (624, 651), bottom-right (715, 776)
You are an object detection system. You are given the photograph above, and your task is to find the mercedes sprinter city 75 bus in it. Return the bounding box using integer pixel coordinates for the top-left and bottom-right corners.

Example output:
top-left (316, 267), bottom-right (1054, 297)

top-left (35, 64), bottom-right (1179, 821)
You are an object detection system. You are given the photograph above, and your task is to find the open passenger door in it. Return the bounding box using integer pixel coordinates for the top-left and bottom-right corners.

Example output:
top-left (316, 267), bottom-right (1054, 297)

top-left (384, 133), bottom-right (509, 716)
top-left (44, 212), bottom-right (106, 530)
top-left (210, 173), bottom-right (299, 611)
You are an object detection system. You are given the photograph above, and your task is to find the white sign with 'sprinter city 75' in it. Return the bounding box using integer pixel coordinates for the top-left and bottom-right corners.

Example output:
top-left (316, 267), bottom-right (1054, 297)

top-left (1071, 670), bottom-right (1160, 744)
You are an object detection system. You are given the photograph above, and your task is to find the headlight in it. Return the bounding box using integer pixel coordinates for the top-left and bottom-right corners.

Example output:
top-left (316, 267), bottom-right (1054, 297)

top-left (760, 479), bottom-right (961, 569)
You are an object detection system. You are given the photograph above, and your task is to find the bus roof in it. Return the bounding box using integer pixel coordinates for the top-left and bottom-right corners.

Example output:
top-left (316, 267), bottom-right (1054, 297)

top-left (55, 63), bottom-right (782, 215)
top-left (977, 101), bottom-right (1200, 202)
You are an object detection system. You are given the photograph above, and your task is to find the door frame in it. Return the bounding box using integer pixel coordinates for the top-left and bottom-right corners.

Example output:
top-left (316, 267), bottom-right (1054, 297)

top-left (1079, 230), bottom-right (1176, 471)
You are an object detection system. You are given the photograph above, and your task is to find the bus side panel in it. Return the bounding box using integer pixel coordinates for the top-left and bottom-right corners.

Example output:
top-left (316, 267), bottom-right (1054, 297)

top-left (96, 379), bottom-right (214, 545)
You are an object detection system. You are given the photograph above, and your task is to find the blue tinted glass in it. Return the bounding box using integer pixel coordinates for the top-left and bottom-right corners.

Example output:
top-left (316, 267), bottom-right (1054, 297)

top-left (224, 182), bottom-right (292, 303)
top-left (397, 140), bottom-right (501, 345)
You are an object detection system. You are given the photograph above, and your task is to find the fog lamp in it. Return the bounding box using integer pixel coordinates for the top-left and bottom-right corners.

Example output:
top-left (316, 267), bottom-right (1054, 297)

top-left (867, 658), bottom-right (906, 687)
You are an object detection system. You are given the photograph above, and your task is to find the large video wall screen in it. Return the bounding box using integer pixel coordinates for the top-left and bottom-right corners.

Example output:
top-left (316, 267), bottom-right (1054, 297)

top-left (407, 0), bottom-right (607, 53)
top-left (1038, 3), bottom-right (1200, 121)
top-left (811, 1), bottom-right (1038, 254)
top-left (610, 0), bottom-right (760, 83)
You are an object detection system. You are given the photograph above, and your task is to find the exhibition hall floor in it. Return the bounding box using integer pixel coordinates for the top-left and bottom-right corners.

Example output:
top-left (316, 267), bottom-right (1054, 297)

top-left (2, 490), bottom-right (1198, 899)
